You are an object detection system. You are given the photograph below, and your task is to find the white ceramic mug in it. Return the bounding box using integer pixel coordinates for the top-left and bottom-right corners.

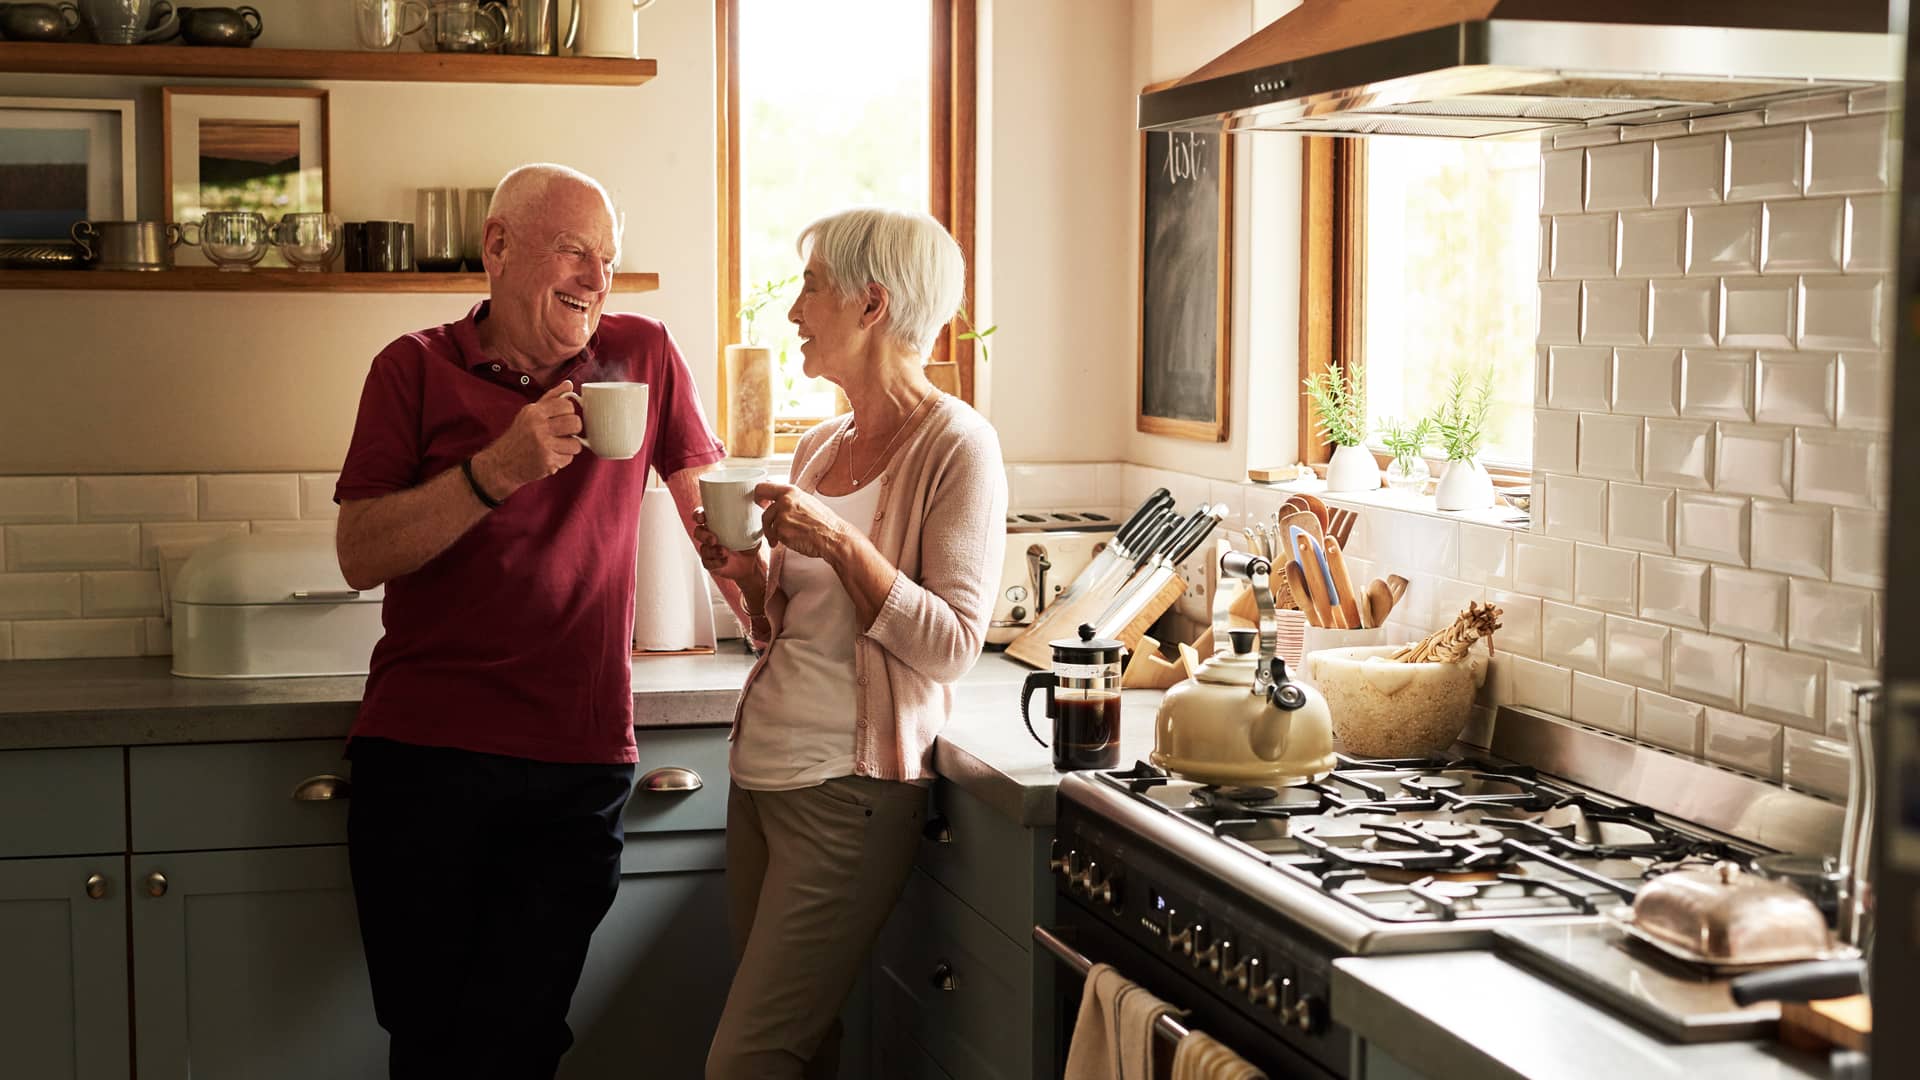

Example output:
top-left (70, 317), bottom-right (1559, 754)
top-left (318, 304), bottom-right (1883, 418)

top-left (571, 0), bottom-right (655, 58)
top-left (699, 467), bottom-right (767, 551)
top-left (561, 381), bottom-right (649, 459)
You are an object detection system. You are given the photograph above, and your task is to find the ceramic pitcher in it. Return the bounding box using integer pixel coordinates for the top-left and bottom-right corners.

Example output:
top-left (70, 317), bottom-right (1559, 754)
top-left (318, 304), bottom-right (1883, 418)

top-left (571, 0), bottom-right (654, 58)
top-left (81, 0), bottom-right (176, 43)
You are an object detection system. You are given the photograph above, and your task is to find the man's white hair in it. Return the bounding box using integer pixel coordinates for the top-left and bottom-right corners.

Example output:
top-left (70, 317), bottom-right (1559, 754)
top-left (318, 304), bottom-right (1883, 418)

top-left (490, 163), bottom-right (618, 236)
top-left (797, 207), bottom-right (964, 355)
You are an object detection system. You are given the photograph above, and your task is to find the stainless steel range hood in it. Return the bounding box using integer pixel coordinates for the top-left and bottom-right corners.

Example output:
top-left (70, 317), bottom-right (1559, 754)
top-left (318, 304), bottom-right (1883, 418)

top-left (1139, 1), bottom-right (1901, 139)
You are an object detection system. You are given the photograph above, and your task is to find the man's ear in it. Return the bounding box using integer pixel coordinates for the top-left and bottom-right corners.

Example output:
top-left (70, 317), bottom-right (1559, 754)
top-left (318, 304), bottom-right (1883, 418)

top-left (481, 219), bottom-right (509, 275)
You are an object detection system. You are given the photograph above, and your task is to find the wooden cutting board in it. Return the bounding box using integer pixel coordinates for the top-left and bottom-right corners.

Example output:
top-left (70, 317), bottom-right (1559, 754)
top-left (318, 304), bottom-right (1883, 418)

top-left (1780, 995), bottom-right (1870, 1053)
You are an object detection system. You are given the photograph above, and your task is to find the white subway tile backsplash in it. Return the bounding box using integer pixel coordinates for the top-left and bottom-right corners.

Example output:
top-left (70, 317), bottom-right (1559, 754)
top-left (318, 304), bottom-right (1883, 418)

top-left (1543, 473), bottom-right (1608, 543)
top-left (0, 572), bottom-right (83, 619)
top-left (1807, 114), bottom-right (1891, 196)
top-left (1764, 93), bottom-right (1851, 126)
top-left (1647, 280), bottom-right (1719, 346)
top-left (1510, 654), bottom-right (1573, 716)
top-left (1669, 630), bottom-right (1743, 710)
top-left (1788, 578), bottom-right (1875, 664)
top-left (1489, 590), bottom-right (1542, 658)
top-left (1542, 601), bottom-right (1607, 675)
top-left (1606, 483), bottom-right (1675, 555)
top-left (1687, 203), bottom-right (1760, 275)
top-left (1753, 352), bottom-right (1836, 425)
top-left (251, 520), bottom-right (336, 539)
top-left (199, 474), bottom-right (300, 521)
top-left (1460, 526), bottom-right (1515, 591)
top-left (1639, 555), bottom-right (1710, 630)
top-left (1713, 423), bottom-right (1793, 498)
top-left (1725, 124), bottom-right (1805, 202)
top-left (1433, 579), bottom-right (1486, 626)
top-left (1546, 347), bottom-right (1612, 411)
top-left (1680, 351), bottom-right (1754, 420)
top-left (1574, 544), bottom-right (1638, 614)
top-left (1636, 690), bottom-right (1704, 754)
top-left (1586, 141), bottom-right (1652, 211)
top-left (1539, 282), bottom-right (1583, 344)
top-left (1408, 517), bottom-right (1463, 577)
top-left (1830, 508), bottom-right (1885, 588)
top-left (1572, 673), bottom-right (1636, 735)
top-left (1798, 276), bottom-right (1883, 350)
top-left (1541, 148), bottom-right (1584, 214)
top-left (1606, 614), bottom-right (1671, 689)
top-left (76, 475), bottom-right (197, 523)
top-left (1551, 214), bottom-right (1617, 279)
top-left (1610, 348), bottom-right (1680, 416)
top-left (1793, 429), bottom-right (1881, 509)
top-left (1578, 414), bottom-right (1642, 481)
top-left (1642, 419), bottom-right (1714, 490)
top-left (1717, 278), bottom-right (1796, 348)
top-left (1710, 566), bottom-right (1789, 645)
top-left (1581, 280), bottom-right (1649, 345)
top-left (1760, 198), bottom-right (1845, 273)
top-left (138, 522), bottom-right (248, 570)
top-left (1845, 194), bottom-right (1892, 272)
top-left (1513, 533), bottom-right (1575, 601)
top-left (1617, 209), bottom-right (1686, 277)
top-left (1653, 132), bottom-right (1726, 206)
top-left (0, 622), bottom-right (10, 660)
top-left (5, 524), bottom-right (141, 572)
top-left (1783, 729), bottom-right (1850, 798)
top-left (1751, 499), bottom-right (1832, 578)
top-left (12, 618), bottom-right (143, 660)
top-left (1825, 662), bottom-right (1880, 740)
top-left (1704, 709), bottom-right (1783, 779)
top-left (1533, 410), bottom-right (1580, 474)
top-left (0, 477), bottom-right (77, 524)
top-left (81, 570), bottom-right (163, 618)
top-left (144, 617), bottom-right (170, 657)
top-left (1835, 351), bottom-right (1890, 430)
top-left (1745, 644), bottom-right (1826, 730)
top-left (1675, 491), bottom-right (1750, 565)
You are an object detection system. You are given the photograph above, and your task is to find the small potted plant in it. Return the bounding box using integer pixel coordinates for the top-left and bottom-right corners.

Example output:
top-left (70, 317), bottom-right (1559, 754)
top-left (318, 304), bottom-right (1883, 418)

top-left (726, 274), bottom-right (796, 458)
top-left (1376, 416), bottom-right (1433, 494)
top-left (1303, 364), bottom-right (1377, 492)
top-left (1431, 366), bottom-right (1497, 511)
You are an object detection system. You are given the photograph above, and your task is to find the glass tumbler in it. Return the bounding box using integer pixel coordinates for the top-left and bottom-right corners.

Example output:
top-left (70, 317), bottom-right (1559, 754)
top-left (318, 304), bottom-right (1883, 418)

top-left (415, 188), bottom-right (462, 272)
top-left (272, 212), bottom-right (342, 272)
top-left (199, 211), bottom-right (269, 271)
top-left (461, 186), bottom-right (494, 271)
top-left (353, 0), bottom-right (428, 49)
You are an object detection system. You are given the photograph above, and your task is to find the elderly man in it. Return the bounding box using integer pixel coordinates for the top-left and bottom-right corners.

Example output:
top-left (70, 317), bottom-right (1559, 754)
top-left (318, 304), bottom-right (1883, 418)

top-left (333, 163), bottom-right (732, 1078)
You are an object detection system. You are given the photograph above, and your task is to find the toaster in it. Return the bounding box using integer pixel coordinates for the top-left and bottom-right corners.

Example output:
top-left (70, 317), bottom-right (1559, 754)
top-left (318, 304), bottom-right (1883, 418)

top-left (986, 507), bottom-right (1125, 647)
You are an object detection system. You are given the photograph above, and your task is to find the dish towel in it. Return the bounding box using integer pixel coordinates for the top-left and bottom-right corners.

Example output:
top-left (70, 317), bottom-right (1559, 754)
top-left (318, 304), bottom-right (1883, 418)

top-left (1063, 962), bottom-right (1179, 1080)
top-left (1171, 1030), bottom-right (1267, 1080)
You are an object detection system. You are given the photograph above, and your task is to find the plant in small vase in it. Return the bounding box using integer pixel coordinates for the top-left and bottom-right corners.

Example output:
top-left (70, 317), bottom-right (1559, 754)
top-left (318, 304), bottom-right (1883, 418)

top-left (1376, 416), bottom-right (1434, 495)
top-left (726, 274), bottom-right (797, 458)
top-left (1431, 366), bottom-right (1497, 511)
top-left (1303, 364), bottom-right (1378, 492)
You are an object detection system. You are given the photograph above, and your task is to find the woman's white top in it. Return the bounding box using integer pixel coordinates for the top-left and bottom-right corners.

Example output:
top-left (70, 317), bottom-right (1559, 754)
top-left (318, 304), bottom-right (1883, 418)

top-left (730, 481), bottom-right (886, 790)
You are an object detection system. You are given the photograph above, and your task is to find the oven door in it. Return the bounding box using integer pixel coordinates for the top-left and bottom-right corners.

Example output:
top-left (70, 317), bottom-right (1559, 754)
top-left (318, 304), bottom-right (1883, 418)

top-left (1036, 901), bottom-right (1344, 1079)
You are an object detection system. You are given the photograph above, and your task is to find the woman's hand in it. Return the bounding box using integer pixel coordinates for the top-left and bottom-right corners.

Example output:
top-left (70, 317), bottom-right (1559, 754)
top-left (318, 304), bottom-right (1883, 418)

top-left (755, 482), bottom-right (850, 562)
top-left (692, 507), bottom-right (766, 583)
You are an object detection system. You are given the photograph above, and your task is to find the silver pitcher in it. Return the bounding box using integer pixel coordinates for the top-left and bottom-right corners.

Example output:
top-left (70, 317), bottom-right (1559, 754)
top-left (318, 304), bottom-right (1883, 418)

top-left (70, 220), bottom-right (196, 271)
top-left (79, 0), bottom-right (177, 44)
top-left (498, 0), bottom-right (574, 55)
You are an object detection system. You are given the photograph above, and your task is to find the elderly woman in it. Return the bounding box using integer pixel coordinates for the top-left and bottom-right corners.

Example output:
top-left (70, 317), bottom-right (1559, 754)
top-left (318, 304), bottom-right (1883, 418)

top-left (694, 207), bottom-right (1008, 1079)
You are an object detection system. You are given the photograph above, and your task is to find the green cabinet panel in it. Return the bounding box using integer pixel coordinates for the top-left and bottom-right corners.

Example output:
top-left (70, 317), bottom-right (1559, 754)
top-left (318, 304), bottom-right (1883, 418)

top-left (917, 779), bottom-right (1053, 945)
top-left (130, 740), bottom-right (351, 853)
top-left (625, 726), bottom-right (732, 835)
top-left (130, 845), bottom-right (383, 1080)
top-left (0, 856), bottom-right (130, 1080)
top-left (872, 868), bottom-right (1032, 1080)
top-left (0, 747), bottom-right (125, 858)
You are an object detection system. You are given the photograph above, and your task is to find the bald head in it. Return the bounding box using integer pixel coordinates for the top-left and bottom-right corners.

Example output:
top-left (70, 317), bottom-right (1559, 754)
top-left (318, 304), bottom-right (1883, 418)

top-left (490, 163), bottom-right (620, 240)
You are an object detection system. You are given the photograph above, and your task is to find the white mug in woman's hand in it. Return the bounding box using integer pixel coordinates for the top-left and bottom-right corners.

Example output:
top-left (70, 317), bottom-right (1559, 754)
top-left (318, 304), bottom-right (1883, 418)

top-left (562, 381), bottom-right (650, 459)
top-left (699, 467), bottom-right (768, 550)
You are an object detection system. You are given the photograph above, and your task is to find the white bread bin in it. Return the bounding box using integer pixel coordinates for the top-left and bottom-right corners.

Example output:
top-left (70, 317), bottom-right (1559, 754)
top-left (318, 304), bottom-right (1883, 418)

top-left (171, 532), bottom-right (384, 679)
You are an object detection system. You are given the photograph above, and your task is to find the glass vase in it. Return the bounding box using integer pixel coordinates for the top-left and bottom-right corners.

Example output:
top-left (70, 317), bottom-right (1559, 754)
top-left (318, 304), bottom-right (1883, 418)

top-left (1385, 455), bottom-right (1429, 494)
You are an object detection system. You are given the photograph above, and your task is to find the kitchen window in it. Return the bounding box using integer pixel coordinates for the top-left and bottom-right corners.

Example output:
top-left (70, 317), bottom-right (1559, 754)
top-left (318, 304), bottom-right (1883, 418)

top-left (1301, 136), bottom-right (1539, 472)
top-left (716, 0), bottom-right (976, 450)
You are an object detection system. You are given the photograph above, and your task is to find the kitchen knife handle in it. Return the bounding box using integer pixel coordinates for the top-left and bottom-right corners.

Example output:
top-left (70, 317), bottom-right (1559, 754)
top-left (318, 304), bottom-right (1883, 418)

top-left (1728, 959), bottom-right (1866, 1006)
top-left (1114, 489), bottom-right (1173, 552)
top-left (1166, 504), bottom-right (1226, 567)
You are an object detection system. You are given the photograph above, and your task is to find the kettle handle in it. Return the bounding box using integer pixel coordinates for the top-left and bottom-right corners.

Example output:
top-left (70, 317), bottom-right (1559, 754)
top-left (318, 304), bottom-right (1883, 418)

top-left (69, 220), bottom-right (96, 261)
top-left (563, 0), bottom-right (580, 51)
top-left (1020, 671), bottom-right (1054, 748)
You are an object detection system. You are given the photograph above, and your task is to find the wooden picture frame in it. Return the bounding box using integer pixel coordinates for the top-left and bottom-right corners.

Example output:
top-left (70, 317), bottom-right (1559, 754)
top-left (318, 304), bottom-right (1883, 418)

top-left (162, 87), bottom-right (330, 268)
top-left (1137, 127), bottom-right (1232, 442)
top-left (0, 96), bottom-right (136, 242)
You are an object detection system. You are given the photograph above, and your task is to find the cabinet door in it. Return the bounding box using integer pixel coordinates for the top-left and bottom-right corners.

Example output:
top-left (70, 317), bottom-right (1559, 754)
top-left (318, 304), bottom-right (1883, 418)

top-left (0, 856), bottom-right (130, 1080)
top-left (131, 846), bottom-right (384, 1080)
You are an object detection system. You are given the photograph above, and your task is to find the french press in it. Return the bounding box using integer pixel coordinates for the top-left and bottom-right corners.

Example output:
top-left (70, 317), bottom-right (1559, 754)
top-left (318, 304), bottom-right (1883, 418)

top-left (1020, 624), bottom-right (1126, 771)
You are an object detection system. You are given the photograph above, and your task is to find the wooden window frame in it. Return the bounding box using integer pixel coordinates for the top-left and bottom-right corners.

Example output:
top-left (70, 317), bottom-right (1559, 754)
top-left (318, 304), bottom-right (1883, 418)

top-left (715, 0), bottom-right (977, 455)
top-left (1297, 137), bottom-right (1531, 486)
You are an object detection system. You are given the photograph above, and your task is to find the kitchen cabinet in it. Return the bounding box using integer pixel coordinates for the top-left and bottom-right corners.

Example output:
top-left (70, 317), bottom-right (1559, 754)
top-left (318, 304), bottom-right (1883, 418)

top-left (0, 856), bottom-right (131, 1080)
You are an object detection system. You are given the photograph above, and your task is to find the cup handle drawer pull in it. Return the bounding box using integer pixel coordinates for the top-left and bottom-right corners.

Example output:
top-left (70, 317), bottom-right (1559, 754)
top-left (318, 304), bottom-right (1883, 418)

top-left (292, 774), bottom-right (352, 801)
top-left (144, 871), bottom-right (168, 898)
top-left (639, 767), bottom-right (703, 793)
top-left (85, 873), bottom-right (109, 900)
top-left (930, 961), bottom-right (956, 992)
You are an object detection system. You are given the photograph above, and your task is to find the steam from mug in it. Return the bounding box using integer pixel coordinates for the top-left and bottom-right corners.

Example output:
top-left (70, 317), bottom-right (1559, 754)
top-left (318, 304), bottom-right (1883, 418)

top-left (698, 467), bottom-right (767, 551)
top-left (561, 381), bottom-right (650, 460)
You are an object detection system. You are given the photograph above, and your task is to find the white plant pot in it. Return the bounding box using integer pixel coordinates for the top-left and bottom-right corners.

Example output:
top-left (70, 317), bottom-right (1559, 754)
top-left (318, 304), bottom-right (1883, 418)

top-left (1325, 443), bottom-right (1381, 493)
top-left (1434, 457), bottom-right (1496, 511)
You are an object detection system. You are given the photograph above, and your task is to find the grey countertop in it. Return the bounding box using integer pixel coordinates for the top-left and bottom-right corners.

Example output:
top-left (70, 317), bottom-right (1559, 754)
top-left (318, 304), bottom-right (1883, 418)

top-left (1334, 951), bottom-right (1831, 1080)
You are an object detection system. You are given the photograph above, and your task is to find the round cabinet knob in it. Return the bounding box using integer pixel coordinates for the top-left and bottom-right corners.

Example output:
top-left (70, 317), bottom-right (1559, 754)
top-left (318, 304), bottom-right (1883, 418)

top-left (144, 871), bottom-right (168, 898)
top-left (291, 774), bottom-right (351, 801)
top-left (929, 961), bottom-right (957, 992)
top-left (84, 873), bottom-right (109, 900)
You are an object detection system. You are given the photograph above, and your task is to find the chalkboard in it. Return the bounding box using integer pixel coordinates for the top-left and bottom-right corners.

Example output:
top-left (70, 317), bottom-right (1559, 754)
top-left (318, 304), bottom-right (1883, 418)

top-left (1138, 129), bottom-right (1231, 442)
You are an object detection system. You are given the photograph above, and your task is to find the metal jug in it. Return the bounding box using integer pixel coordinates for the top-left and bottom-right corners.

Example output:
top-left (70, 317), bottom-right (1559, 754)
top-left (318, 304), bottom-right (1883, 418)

top-left (70, 220), bottom-right (195, 271)
top-left (78, 0), bottom-right (175, 44)
top-left (498, 0), bottom-right (574, 55)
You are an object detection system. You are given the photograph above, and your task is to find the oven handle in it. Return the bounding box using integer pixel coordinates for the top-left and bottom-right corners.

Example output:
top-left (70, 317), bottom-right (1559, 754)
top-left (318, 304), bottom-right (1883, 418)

top-left (1032, 925), bottom-right (1192, 1043)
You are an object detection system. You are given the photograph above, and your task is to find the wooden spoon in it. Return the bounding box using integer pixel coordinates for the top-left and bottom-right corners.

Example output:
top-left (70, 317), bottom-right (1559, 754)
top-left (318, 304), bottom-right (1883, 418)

top-left (1294, 492), bottom-right (1331, 531)
top-left (1366, 578), bottom-right (1395, 627)
top-left (1386, 574), bottom-right (1409, 605)
top-left (1286, 560), bottom-right (1329, 627)
top-left (1324, 537), bottom-right (1364, 630)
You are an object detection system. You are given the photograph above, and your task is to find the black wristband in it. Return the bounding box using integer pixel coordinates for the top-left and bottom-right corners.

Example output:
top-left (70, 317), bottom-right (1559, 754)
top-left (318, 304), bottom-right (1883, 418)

top-left (461, 456), bottom-right (503, 510)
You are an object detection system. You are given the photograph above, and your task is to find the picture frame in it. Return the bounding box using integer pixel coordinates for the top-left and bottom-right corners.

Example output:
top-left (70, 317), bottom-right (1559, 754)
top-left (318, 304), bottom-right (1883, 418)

top-left (1137, 127), bottom-right (1232, 443)
top-left (0, 96), bottom-right (137, 244)
top-left (162, 87), bottom-right (330, 267)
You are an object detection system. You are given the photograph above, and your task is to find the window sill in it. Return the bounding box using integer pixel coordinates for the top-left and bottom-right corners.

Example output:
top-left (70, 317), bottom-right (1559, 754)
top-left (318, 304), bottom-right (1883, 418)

top-left (1241, 477), bottom-right (1531, 531)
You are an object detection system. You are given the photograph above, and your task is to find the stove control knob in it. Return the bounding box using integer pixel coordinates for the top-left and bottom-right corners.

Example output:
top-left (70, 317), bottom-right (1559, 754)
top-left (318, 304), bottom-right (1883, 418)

top-left (1247, 959), bottom-right (1279, 1011)
top-left (1218, 942), bottom-right (1249, 992)
top-left (1048, 842), bottom-right (1075, 877)
top-left (1095, 869), bottom-right (1120, 909)
top-left (1074, 861), bottom-right (1101, 896)
top-left (1194, 935), bottom-right (1221, 974)
top-left (1165, 913), bottom-right (1193, 954)
top-left (1288, 994), bottom-right (1325, 1034)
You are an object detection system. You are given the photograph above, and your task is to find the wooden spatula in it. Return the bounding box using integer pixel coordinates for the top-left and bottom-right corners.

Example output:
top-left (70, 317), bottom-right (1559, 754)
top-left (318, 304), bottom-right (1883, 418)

top-left (1287, 559), bottom-right (1331, 628)
top-left (1325, 538), bottom-right (1363, 629)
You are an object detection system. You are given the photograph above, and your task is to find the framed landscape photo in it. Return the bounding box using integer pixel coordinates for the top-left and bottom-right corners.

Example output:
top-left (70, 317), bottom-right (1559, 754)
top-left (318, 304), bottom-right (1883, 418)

top-left (0, 96), bottom-right (137, 243)
top-left (163, 87), bottom-right (330, 267)
top-left (1137, 127), bottom-right (1232, 442)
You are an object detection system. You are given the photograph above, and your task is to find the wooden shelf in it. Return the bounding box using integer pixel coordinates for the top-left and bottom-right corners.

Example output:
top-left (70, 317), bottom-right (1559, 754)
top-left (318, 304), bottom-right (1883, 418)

top-left (0, 269), bottom-right (660, 293)
top-left (0, 42), bottom-right (656, 85)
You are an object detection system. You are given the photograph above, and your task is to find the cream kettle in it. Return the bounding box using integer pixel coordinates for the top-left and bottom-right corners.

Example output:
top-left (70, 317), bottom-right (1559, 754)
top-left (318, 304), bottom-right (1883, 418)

top-left (1152, 553), bottom-right (1335, 787)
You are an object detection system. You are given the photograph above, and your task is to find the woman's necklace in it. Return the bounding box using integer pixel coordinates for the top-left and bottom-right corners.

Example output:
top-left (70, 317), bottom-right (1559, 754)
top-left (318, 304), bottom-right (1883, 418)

top-left (843, 391), bottom-right (936, 489)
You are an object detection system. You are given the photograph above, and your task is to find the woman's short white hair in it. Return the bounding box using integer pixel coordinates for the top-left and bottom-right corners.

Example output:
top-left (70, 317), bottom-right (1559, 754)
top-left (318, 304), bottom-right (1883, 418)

top-left (797, 207), bottom-right (964, 355)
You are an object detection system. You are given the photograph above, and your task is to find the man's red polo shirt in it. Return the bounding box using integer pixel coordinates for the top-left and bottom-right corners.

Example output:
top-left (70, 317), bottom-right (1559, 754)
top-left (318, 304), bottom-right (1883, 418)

top-left (335, 302), bottom-right (725, 764)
